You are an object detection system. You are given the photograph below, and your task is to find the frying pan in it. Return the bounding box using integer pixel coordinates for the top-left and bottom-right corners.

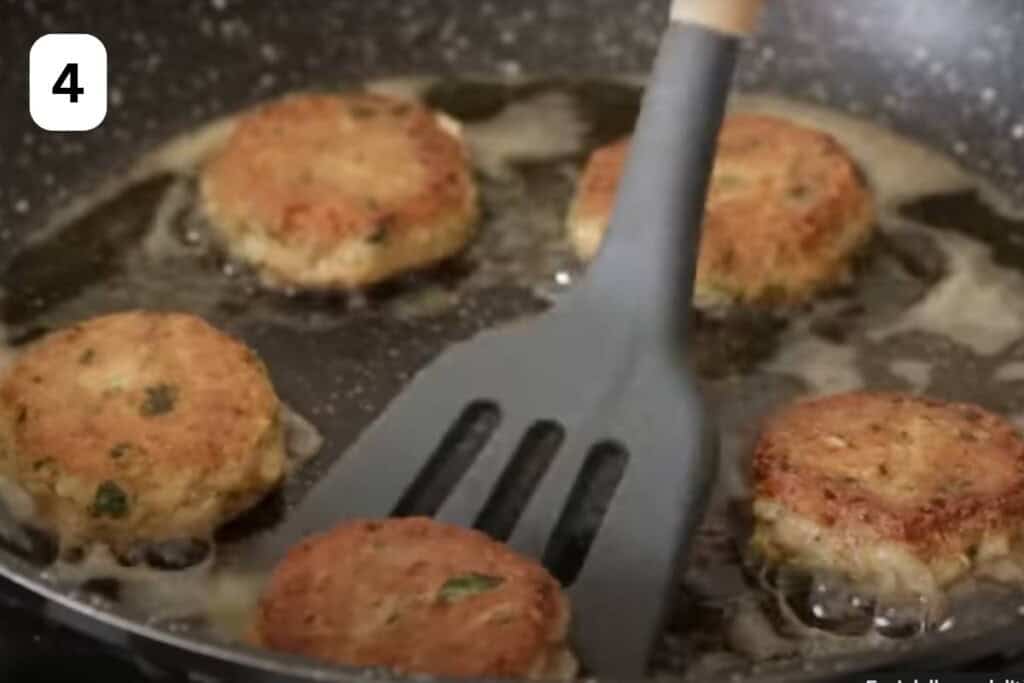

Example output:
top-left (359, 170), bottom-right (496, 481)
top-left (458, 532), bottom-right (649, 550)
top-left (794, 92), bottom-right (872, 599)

top-left (4, 0), bottom-right (1024, 681)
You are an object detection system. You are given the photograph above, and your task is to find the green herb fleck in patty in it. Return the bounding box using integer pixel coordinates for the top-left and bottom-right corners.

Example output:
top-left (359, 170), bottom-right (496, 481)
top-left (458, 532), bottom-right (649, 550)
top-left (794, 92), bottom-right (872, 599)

top-left (92, 481), bottom-right (129, 518)
top-left (438, 573), bottom-right (504, 604)
top-left (367, 215), bottom-right (397, 244)
top-left (140, 384), bottom-right (179, 417)
top-left (109, 442), bottom-right (134, 459)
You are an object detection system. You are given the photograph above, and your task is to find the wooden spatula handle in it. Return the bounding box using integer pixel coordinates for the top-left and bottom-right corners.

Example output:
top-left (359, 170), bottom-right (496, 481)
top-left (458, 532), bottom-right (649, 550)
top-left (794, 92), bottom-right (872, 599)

top-left (671, 0), bottom-right (765, 36)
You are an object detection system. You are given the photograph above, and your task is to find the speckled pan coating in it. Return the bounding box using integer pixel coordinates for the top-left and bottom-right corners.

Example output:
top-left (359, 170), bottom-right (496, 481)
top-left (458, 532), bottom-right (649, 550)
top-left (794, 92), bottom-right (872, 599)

top-left (3, 1), bottom-right (1024, 681)
top-left (2, 0), bottom-right (1024, 237)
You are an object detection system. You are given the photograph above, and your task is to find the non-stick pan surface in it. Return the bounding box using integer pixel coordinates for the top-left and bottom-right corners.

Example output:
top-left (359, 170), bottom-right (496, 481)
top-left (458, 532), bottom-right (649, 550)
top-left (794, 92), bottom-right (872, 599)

top-left (4, 2), bottom-right (1024, 681)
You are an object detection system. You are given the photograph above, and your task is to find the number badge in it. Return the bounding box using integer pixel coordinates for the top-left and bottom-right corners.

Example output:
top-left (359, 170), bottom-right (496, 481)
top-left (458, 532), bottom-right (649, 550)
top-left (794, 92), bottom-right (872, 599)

top-left (29, 33), bottom-right (107, 132)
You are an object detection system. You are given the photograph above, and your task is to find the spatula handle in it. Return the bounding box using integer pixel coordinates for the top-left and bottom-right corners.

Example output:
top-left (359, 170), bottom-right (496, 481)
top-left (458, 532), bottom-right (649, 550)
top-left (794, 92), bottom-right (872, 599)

top-left (578, 0), bottom-right (764, 345)
top-left (671, 0), bottom-right (765, 35)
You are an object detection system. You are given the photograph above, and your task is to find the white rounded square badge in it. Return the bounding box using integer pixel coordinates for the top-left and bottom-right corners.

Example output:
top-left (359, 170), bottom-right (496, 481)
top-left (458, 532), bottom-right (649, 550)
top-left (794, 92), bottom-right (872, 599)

top-left (29, 33), bottom-right (108, 132)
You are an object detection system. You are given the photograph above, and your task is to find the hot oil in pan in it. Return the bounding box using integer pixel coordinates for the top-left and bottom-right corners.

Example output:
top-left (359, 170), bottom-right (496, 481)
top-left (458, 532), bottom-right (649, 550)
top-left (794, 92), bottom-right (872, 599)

top-left (3, 78), bottom-right (1024, 677)
top-left (671, 95), bottom-right (1024, 677)
top-left (0, 80), bottom-right (597, 643)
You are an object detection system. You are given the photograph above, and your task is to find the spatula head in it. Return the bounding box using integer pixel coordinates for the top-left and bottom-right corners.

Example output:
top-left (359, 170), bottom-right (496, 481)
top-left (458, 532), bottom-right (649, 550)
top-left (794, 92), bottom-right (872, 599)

top-left (247, 306), bottom-right (716, 676)
top-left (244, 13), bottom-right (739, 674)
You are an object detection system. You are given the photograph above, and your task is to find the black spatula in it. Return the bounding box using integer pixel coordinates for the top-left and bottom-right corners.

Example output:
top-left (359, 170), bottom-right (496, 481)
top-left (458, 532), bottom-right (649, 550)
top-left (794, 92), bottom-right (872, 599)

top-left (252, 0), bottom-right (763, 674)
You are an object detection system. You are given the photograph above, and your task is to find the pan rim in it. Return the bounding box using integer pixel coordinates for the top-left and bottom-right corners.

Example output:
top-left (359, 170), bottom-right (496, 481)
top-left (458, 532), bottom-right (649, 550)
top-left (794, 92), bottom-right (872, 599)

top-left (3, 548), bottom-right (1024, 682)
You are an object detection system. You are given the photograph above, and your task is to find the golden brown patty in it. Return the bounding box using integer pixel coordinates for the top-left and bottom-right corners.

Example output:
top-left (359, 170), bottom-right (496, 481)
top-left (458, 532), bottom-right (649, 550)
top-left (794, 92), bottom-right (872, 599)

top-left (254, 517), bottom-right (576, 680)
top-left (0, 311), bottom-right (285, 551)
top-left (567, 114), bottom-right (876, 307)
top-left (200, 92), bottom-right (479, 289)
top-left (751, 392), bottom-right (1024, 596)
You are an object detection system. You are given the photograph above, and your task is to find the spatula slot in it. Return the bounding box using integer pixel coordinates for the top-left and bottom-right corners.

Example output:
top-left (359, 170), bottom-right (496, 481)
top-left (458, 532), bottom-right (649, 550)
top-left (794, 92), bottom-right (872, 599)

top-left (542, 440), bottom-right (628, 586)
top-left (391, 401), bottom-right (501, 518)
top-left (474, 420), bottom-right (565, 541)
